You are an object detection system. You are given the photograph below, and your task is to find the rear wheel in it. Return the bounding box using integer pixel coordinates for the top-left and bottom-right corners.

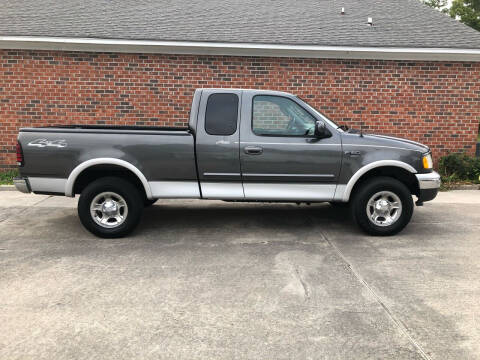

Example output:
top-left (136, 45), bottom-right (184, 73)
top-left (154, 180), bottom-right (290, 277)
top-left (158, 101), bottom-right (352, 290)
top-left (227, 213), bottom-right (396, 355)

top-left (78, 177), bottom-right (143, 238)
top-left (351, 177), bottom-right (413, 236)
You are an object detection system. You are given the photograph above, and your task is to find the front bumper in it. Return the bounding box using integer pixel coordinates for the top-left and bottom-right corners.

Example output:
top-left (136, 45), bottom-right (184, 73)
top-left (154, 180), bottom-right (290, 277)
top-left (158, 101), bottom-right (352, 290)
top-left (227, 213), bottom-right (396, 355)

top-left (13, 177), bottom-right (31, 194)
top-left (415, 171), bottom-right (441, 203)
top-left (416, 171), bottom-right (441, 190)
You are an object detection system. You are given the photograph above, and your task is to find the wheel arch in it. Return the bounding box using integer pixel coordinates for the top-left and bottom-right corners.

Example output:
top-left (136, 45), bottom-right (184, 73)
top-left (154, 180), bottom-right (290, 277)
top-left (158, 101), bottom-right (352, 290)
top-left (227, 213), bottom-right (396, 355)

top-left (65, 158), bottom-right (152, 199)
top-left (339, 160), bottom-right (418, 202)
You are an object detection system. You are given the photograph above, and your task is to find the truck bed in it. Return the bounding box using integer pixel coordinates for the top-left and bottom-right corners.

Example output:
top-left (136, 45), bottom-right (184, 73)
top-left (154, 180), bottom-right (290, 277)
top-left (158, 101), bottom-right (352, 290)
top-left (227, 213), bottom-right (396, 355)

top-left (18, 125), bottom-right (197, 186)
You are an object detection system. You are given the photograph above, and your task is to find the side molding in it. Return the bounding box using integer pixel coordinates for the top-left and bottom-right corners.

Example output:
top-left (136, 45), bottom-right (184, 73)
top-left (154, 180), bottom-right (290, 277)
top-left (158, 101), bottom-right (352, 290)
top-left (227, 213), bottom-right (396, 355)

top-left (65, 158), bottom-right (152, 199)
top-left (335, 160), bottom-right (417, 202)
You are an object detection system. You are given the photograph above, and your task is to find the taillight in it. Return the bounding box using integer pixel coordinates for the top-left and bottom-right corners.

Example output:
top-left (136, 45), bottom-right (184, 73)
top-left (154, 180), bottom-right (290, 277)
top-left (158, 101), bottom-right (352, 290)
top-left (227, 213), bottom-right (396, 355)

top-left (16, 141), bottom-right (24, 166)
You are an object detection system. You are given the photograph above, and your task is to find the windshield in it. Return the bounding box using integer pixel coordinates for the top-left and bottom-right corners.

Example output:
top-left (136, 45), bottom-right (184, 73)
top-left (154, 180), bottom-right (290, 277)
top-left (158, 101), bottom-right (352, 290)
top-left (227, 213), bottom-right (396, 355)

top-left (296, 97), bottom-right (343, 132)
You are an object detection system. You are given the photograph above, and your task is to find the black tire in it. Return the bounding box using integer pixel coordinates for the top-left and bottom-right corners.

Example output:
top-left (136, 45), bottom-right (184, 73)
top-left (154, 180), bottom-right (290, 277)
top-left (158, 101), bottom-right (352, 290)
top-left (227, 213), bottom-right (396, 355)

top-left (351, 176), bottom-right (413, 236)
top-left (144, 199), bottom-right (157, 207)
top-left (78, 177), bottom-right (143, 238)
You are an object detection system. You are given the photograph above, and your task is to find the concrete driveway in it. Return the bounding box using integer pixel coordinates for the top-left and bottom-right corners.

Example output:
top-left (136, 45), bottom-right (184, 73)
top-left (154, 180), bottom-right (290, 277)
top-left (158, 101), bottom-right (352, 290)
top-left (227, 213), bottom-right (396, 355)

top-left (0, 190), bottom-right (479, 360)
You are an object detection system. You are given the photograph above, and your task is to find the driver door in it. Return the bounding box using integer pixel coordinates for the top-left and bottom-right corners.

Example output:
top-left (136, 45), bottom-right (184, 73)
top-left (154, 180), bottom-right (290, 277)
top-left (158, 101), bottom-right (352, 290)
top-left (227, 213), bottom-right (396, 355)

top-left (239, 93), bottom-right (342, 201)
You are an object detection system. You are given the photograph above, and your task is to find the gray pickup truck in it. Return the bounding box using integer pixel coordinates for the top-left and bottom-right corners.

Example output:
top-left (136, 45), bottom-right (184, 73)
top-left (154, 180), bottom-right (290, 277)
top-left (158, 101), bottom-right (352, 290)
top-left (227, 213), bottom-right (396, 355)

top-left (14, 88), bottom-right (440, 238)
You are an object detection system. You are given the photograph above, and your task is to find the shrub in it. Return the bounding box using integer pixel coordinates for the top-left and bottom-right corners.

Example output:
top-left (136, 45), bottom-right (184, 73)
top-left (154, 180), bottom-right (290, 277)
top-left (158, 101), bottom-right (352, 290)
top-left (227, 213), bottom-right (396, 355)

top-left (438, 153), bottom-right (480, 183)
top-left (0, 169), bottom-right (19, 185)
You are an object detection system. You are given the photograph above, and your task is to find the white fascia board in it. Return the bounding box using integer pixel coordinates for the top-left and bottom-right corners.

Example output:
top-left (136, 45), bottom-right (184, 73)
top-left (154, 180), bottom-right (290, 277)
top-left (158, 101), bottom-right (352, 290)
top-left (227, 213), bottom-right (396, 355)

top-left (1, 36), bottom-right (480, 61)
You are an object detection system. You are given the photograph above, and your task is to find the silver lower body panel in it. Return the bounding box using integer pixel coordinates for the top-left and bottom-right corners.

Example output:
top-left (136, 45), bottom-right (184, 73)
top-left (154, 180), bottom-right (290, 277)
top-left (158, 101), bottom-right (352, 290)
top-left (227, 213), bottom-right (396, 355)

top-left (149, 181), bottom-right (200, 199)
top-left (28, 177), bottom-right (66, 194)
top-left (200, 182), bottom-right (244, 199)
top-left (243, 183), bottom-right (336, 201)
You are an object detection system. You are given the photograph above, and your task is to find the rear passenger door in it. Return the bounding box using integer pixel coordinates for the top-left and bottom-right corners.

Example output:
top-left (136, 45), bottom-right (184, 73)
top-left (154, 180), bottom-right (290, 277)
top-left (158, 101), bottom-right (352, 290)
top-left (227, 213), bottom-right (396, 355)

top-left (195, 90), bottom-right (244, 199)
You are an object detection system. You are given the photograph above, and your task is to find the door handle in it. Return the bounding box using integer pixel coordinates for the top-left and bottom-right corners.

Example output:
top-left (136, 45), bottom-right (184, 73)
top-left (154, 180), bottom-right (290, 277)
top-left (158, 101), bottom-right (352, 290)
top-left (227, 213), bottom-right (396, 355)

top-left (345, 150), bottom-right (361, 156)
top-left (244, 146), bottom-right (263, 155)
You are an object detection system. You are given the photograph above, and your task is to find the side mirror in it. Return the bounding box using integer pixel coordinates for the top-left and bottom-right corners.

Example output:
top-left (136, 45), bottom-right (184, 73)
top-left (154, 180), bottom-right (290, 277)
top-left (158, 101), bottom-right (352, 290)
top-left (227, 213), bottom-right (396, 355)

top-left (314, 121), bottom-right (330, 138)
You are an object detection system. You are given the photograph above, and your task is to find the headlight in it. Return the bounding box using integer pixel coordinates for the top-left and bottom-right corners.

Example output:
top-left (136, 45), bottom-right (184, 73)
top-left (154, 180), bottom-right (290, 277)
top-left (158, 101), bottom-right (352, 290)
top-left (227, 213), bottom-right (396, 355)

top-left (422, 153), bottom-right (433, 169)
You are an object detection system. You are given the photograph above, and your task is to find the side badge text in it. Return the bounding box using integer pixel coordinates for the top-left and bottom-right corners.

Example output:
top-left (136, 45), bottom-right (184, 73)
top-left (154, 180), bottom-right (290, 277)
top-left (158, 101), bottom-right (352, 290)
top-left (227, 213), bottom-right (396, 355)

top-left (28, 139), bottom-right (68, 148)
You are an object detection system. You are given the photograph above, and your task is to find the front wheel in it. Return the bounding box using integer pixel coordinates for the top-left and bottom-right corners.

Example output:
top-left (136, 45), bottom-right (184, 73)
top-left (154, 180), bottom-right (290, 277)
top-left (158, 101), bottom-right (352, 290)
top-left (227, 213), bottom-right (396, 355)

top-left (78, 177), bottom-right (144, 238)
top-left (351, 177), bottom-right (413, 236)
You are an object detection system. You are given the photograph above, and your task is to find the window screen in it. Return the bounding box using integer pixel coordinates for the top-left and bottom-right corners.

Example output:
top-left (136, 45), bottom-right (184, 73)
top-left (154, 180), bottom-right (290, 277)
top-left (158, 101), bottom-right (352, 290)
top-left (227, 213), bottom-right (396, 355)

top-left (205, 93), bottom-right (239, 135)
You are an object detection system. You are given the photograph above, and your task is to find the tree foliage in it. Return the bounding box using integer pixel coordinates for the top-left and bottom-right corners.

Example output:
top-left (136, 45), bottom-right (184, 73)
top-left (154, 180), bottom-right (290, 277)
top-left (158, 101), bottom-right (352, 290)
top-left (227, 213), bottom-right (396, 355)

top-left (423, 0), bottom-right (448, 10)
top-left (449, 0), bottom-right (480, 31)
top-left (422, 0), bottom-right (480, 31)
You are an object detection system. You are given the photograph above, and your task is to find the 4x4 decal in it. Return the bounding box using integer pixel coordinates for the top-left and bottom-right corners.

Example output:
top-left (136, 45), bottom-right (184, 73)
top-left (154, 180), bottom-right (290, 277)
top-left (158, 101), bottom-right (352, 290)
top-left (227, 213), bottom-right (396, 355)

top-left (28, 139), bottom-right (67, 148)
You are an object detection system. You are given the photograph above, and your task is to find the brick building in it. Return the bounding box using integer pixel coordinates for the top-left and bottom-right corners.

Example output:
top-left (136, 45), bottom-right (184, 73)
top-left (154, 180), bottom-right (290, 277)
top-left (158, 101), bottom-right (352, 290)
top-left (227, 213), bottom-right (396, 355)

top-left (1, 0), bottom-right (480, 169)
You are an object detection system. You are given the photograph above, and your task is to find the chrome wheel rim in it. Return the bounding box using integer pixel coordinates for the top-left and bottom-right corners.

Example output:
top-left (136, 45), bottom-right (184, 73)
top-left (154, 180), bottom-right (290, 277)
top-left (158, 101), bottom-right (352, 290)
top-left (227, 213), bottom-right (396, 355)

top-left (90, 192), bottom-right (128, 228)
top-left (366, 191), bottom-right (402, 227)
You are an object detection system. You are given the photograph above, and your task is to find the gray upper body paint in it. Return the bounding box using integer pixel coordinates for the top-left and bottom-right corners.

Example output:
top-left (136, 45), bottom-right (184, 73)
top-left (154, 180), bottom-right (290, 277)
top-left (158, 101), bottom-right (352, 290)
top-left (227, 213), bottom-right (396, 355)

top-left (16, 88), bottom-right (439, 202)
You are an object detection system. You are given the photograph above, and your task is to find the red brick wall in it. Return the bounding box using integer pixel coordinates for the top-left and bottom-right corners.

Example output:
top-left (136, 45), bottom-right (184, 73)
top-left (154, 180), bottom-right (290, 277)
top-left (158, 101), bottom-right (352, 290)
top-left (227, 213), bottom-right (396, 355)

top-left (1, 50), bottom-right (479, 169)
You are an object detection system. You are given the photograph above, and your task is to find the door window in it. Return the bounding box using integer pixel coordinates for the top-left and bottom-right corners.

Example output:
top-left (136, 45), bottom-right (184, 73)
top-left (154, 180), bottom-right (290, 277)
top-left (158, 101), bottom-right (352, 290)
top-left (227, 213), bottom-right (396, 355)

top-left (252, 96), bottom-right (316, 136)
top-left (205, 93), bottom-right (239, 136)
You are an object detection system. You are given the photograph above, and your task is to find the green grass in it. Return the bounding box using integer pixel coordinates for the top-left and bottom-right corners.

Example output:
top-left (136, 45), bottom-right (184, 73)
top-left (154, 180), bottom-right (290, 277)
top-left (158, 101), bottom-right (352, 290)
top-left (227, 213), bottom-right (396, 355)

top-left (440, 178), bottom-right (480, 191)
top-left (478, 132), bottom-right (480, 142)
top-left (0, 169), bottom-right (18, 185)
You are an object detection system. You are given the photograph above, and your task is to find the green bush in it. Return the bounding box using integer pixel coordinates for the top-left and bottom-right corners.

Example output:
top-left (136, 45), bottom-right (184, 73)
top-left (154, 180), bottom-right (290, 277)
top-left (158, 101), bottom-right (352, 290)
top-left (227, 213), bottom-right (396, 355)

top-left (438, 153), bottom-right (480, 183)
top-left (0, 169), bottom-right (19, 185)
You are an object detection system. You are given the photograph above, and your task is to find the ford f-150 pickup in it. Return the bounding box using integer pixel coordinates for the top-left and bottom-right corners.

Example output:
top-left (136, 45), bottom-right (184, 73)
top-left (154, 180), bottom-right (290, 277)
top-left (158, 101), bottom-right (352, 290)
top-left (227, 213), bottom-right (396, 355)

top-left (14, 88), bottom-right (441, 238)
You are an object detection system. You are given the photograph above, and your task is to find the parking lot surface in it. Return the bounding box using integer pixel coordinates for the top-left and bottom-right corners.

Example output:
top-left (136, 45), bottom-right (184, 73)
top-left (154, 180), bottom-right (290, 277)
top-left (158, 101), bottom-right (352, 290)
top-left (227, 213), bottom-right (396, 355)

top-left (0, 190), bottom-right (479, 360)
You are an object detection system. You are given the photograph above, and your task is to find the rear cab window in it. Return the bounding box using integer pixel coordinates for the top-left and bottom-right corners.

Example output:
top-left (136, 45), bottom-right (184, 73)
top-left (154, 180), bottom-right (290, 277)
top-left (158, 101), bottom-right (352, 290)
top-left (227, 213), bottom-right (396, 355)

top-left (205, 93), bottom-right (239, 136)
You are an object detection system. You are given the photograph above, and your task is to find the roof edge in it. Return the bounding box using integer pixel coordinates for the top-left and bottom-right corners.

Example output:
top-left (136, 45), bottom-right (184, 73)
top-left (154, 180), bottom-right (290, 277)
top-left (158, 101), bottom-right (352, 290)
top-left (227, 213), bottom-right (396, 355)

top-left (1, 36), bottom-right (480, 61)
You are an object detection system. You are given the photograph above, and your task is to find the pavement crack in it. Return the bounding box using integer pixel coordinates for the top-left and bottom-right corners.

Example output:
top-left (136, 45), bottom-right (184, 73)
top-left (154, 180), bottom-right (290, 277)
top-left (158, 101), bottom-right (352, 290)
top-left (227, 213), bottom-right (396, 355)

top-left (319, 231), bottom-right (432, 360)
top-left (31, 195), bottom-right (53, 207)
top-left (294, 266), bottom-right (310, 301)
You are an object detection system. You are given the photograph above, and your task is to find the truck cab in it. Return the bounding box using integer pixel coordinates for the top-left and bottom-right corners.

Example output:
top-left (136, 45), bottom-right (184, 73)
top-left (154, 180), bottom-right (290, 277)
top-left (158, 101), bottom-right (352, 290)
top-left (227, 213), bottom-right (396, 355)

top-left (192, 89), bottom-right (343, 201)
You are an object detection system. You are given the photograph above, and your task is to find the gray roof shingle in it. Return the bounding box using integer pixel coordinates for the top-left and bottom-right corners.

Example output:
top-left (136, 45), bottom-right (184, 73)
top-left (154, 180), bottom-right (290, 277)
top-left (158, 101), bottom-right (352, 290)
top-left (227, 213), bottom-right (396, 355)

top-left (1, 0), bottom-right (480, 49)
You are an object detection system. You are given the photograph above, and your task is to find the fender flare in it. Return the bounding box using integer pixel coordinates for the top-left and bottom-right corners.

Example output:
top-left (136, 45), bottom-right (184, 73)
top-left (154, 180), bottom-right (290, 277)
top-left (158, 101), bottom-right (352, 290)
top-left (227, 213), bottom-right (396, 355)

top-left (338, 160), bottom-right (417, 202)
top-left (65, 158), bottom-right (153, 199)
